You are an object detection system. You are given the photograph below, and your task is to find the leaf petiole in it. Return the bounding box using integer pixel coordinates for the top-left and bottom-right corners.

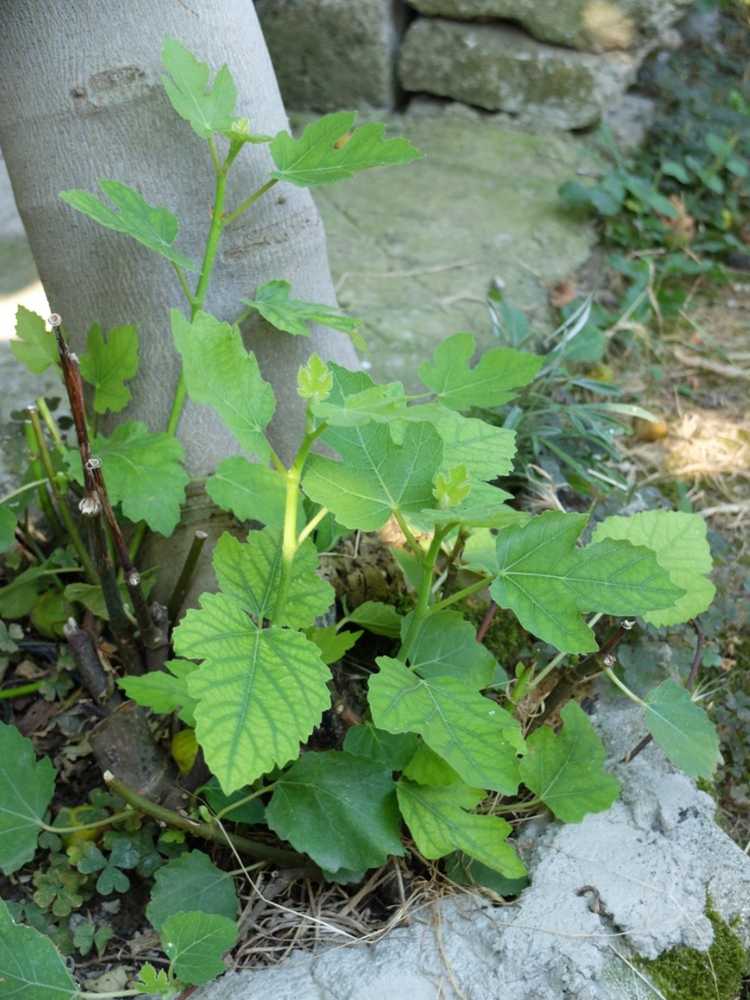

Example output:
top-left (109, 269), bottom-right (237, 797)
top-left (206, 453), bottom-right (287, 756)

top-left (211, 782), bottom-right (276, 822)
top-left (224, 177), bottom-right (278, 226)
top-left (297, 506), bottom-right (329, 547)
top-left (603, 667), bottom-right (647, 708)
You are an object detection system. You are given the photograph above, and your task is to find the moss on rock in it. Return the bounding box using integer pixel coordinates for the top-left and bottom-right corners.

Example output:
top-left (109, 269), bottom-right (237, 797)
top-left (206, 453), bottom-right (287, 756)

top-left (637, 903), bottom-right (747, 1000)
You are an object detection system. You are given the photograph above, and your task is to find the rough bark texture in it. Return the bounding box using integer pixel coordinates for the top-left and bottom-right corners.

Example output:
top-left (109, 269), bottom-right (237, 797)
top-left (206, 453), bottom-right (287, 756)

top-left (0, 0), bottom-right (357, 475)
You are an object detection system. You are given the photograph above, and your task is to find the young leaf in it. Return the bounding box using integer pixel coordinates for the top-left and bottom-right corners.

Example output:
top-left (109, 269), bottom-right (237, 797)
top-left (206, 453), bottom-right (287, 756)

top-left (0, 898), bottom-right (76, 1000)
top-left (369, 657), bottom-right (524, 794)
top-left (118, 659), bottom-right (199, 726)
top-left (435, 410), bottom-right (517, 482)
top-left (298, 353), bottom-right (334, 403)
top-left (213, 529), bottom-right (333, 629)
top-left (0, 722), bottom-right (56, 875)
top-left (134, 962), bottom-right (175, 997)
top-left (418, 333), bottom-right (542, 411)
top-left (205, 458), bottom-right (286, 530)
top-left (403, 610), bottom-right (497, 688)
top-left (519, 703), bottom-right (620, 822)
top-left (433, 465), bottom-right (471, 510)
top-left (270, 111), bottom-right (421, 187)
top-left (644, 680), bottom-right (720, 779)
top-left (171, 310), bottom-right (274, 460)
top-left (161, 910), bottom-right (237, 986)
top-left (489, 511), bottom-right (684, 654)
top-left (343, 724), bottom-right (419, 771)
top-left (60, 181), bottom-right (195, 269)
top-left (396, 780), bottom-right (526, 878)
top-left (146, 850), bottom-right (238, 931)
top-left (417, 480), bottom-right (518, 529)
top-left (266, 751), bottom-right (405, 874)
top-left (242, 280), bottom-right (361, 339)
top-left (174, 594), bottom-right (330, 793)
top-left (161, 38), bottom-right (237, 140)
top-left (65, 421), bottom-right (188, 536)
top-left (346, 600), bottom-right (403, 638)
top-left (592, 511), bottom-right (715, 627)
top-left (79, 322), bottom-right (139, 414)
top-left (11, 307), bottom-right (60, 375)
top-left (303, 420), bottom-right (443, 531)
top-left (308, 624), bottom-right (362, 664)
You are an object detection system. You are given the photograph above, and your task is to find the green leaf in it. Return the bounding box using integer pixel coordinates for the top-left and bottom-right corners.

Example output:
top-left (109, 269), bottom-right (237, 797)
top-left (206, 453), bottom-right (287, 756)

top-left (118, 660), bottom-right (198, 726)
top-left (242, 280), bottom-right (361, 339)
top-left (308, 624), bottom-right (362, 664)
top-left (134, 962), bottom-right (175, 997)
top-left (270, 111), bottom-right (421, 187)
top-left (416, 481), bottom-right (519, 530)
top-left (161, 911), bottom-right (237, 986)
top-left (0, 504), bottom-right (17, 553)
top-left (146, 851), bottom-right (238, 931)
top-left (0, 898), bottom-right (76, 1000)
top-left (171, 310), bottom-right (274, 460)
top-left (418, 333), bottom-right (542, 411)
top-left (174, 594), bottom-right (330, 793)
top-left (266, 751), bottom-right (405, 873)
top-left (206, 458), bottom-right (286, 529)
top-left (403, 610), bottom-right (496, 687)
top-left (66, 421), bottom-right (188, 536)
top-left (79, 323), bottom-right (139, 414)
top-left (644, 680), bottom-right (720, 779)
top-left (435, 410), bottom-right (517, 482)
top-left (369, 657), bottom-right (524, 794)
top-left (64, 568), bottom-right (157, 621)
top-left (298, 354), bottom-right (334, 404)
top-left (161, 38), bottom-right (237, 140)
top-left (519, 703), bottom-right (620, 822)
top-left (303, 420), bottom-right (442, 531)
top-left (213, 529), bottom-right (333, 629)
top-left (346, 600), bottom-right (403, 638)
top-left (0, 722), bottom-right (56, 875)
top-left (592, 511), bottom-right (715, 627)
top-left (444, 853), bottom-right (528, 896)
top-left (312, 381), bottom-right (407, 428)
top-left (402, 743), bottom-right (462, 786)
top-left (433, 465), bottom-right (472, 510)
top-left (490, 511), bottom-right (684, 654)
top-left (11, 307), bottom-right (60, 375)
top-left (343, 724), bottom-right (418, 771)
top-left (198, 777), bottom-right (265, 825)
top-left (60, 181), bottom-right (195, 269)
top-left (396, 780), bottom-right (526, 878)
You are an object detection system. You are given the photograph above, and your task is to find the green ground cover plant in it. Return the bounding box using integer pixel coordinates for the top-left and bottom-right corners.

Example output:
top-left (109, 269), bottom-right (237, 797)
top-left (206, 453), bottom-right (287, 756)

top-left (0, 39), bottom-right (721, 999)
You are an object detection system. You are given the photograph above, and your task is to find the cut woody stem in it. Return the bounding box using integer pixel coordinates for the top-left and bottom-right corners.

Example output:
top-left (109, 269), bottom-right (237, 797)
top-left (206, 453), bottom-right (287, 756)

top-left (52, 316), bottom-right (165, 664)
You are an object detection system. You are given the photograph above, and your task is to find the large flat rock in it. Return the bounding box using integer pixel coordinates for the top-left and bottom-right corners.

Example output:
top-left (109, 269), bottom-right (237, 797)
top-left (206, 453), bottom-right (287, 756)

top-left (399, 18), bottom-right (641, 129)
top-left (313, 110), bottom-right (596, 386)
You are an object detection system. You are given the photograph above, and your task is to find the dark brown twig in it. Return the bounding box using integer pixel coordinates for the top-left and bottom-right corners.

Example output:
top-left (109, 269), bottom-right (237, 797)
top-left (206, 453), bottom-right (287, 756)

top-left (622, 618), bottom-right (705, 765)
top-left (167, 530), bottom-right (208, 623)
top-left (476, 601), bottom-right (498, 644)
top-left (64, 618), bottom-right (118, 706)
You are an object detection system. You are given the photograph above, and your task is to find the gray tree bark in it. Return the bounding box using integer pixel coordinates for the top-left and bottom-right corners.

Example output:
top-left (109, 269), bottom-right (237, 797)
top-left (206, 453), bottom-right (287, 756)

top-left (0, 0), bottom-right (356, 475)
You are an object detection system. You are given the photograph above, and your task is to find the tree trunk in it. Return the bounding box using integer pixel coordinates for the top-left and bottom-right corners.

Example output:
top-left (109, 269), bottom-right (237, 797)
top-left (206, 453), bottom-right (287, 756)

top-left (0, 0), bottom-right (356, 474)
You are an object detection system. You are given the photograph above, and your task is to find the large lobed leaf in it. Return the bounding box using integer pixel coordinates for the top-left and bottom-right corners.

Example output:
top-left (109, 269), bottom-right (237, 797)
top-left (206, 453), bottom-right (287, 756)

top-left (519, 703), bottom-right (620, 822)
top-left (418, 332), bottom-right (543, 411)
top-left (60, 180), bottom-right (195, 270)
top-left (403, 610), bottom-right (497, 688)
top-left (161, 38), bottom-right (237, 140)
top-left (242, 280), bottom-right (361, 340)
top-left (171, 310), bottom-right (274, 461)
top-left (0, 722), bottom-right (56, 875)
top-left (79, 322), bottom-right (139, 414)
top-left (396, 780), bottom-right (526, 878)
top-left (0, 898), bottom-right (76, 1000)
top-left (205, 457), bottom-right (286, 530)
top-left (490, 511), bottom-right (684, 653)
top-left (266, 751), bottom-right (404, 877)
top-left (592, 510), bottom-right (715, 627)
top-left (270, 111), bottom-right (421, 187)
top-left (66, 421), bottom-right (189, 536)
top-left (369, 657), bottom-right (524, 794)
top-left (146, 850), bottom-right (238, 931)
top-left (174, 593), bottom-right (331, 793)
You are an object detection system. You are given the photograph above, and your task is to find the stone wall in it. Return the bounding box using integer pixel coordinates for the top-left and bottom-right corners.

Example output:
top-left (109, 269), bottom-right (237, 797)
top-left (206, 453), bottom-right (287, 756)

top-left (255, 0), bottom-right (694, 129)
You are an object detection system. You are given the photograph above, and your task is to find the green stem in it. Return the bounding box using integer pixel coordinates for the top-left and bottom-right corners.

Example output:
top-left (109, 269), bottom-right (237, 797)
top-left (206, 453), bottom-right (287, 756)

top-left (35, 397), bottom-right (65, 457)
top-left (211, 782), bottom-right (277, 823)
top-left (171, 262), bottom-right (195, 307)
top-left (525, 613), bottom-right (603, 695)
top-left (77, 992), bottom-right (142, 998)
top-left (224, 177), bottom-right (278, 226)
top-left (23, 418), bottom-right (63, 536)
top-left (491, 797), bottom-right (542, 816)
top-left (430, 576), bottom-right (490, 614)
top-left (0, 478), bottom-right (48, 507)
top-left (604, 667), bottom-right (647, 708)
top-left (105, 774), bottom-right (312, 869)
top-left (398, 528), bottom-right (449, 662)
top-left (297, 506), bottom-right (329, 547)
top-left (0, 680), bottom-right (44, 700)
top-left (393, 510), bottom-right (423, 558)
top-left (28, 408), bottom-right (97, 583)
top-left (42, 809), bottom-right (133, 835)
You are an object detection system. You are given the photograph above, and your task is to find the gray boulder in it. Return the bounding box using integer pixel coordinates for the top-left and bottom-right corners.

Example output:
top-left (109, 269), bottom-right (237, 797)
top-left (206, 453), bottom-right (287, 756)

top-left (399, 18), bottom-right (641, 129)
top-left (192, 690), bottom-right (750, 999)
top-left (406, 0), bottom-right (695, 52)
top-left (255, 0), bottom-right (406, 111)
